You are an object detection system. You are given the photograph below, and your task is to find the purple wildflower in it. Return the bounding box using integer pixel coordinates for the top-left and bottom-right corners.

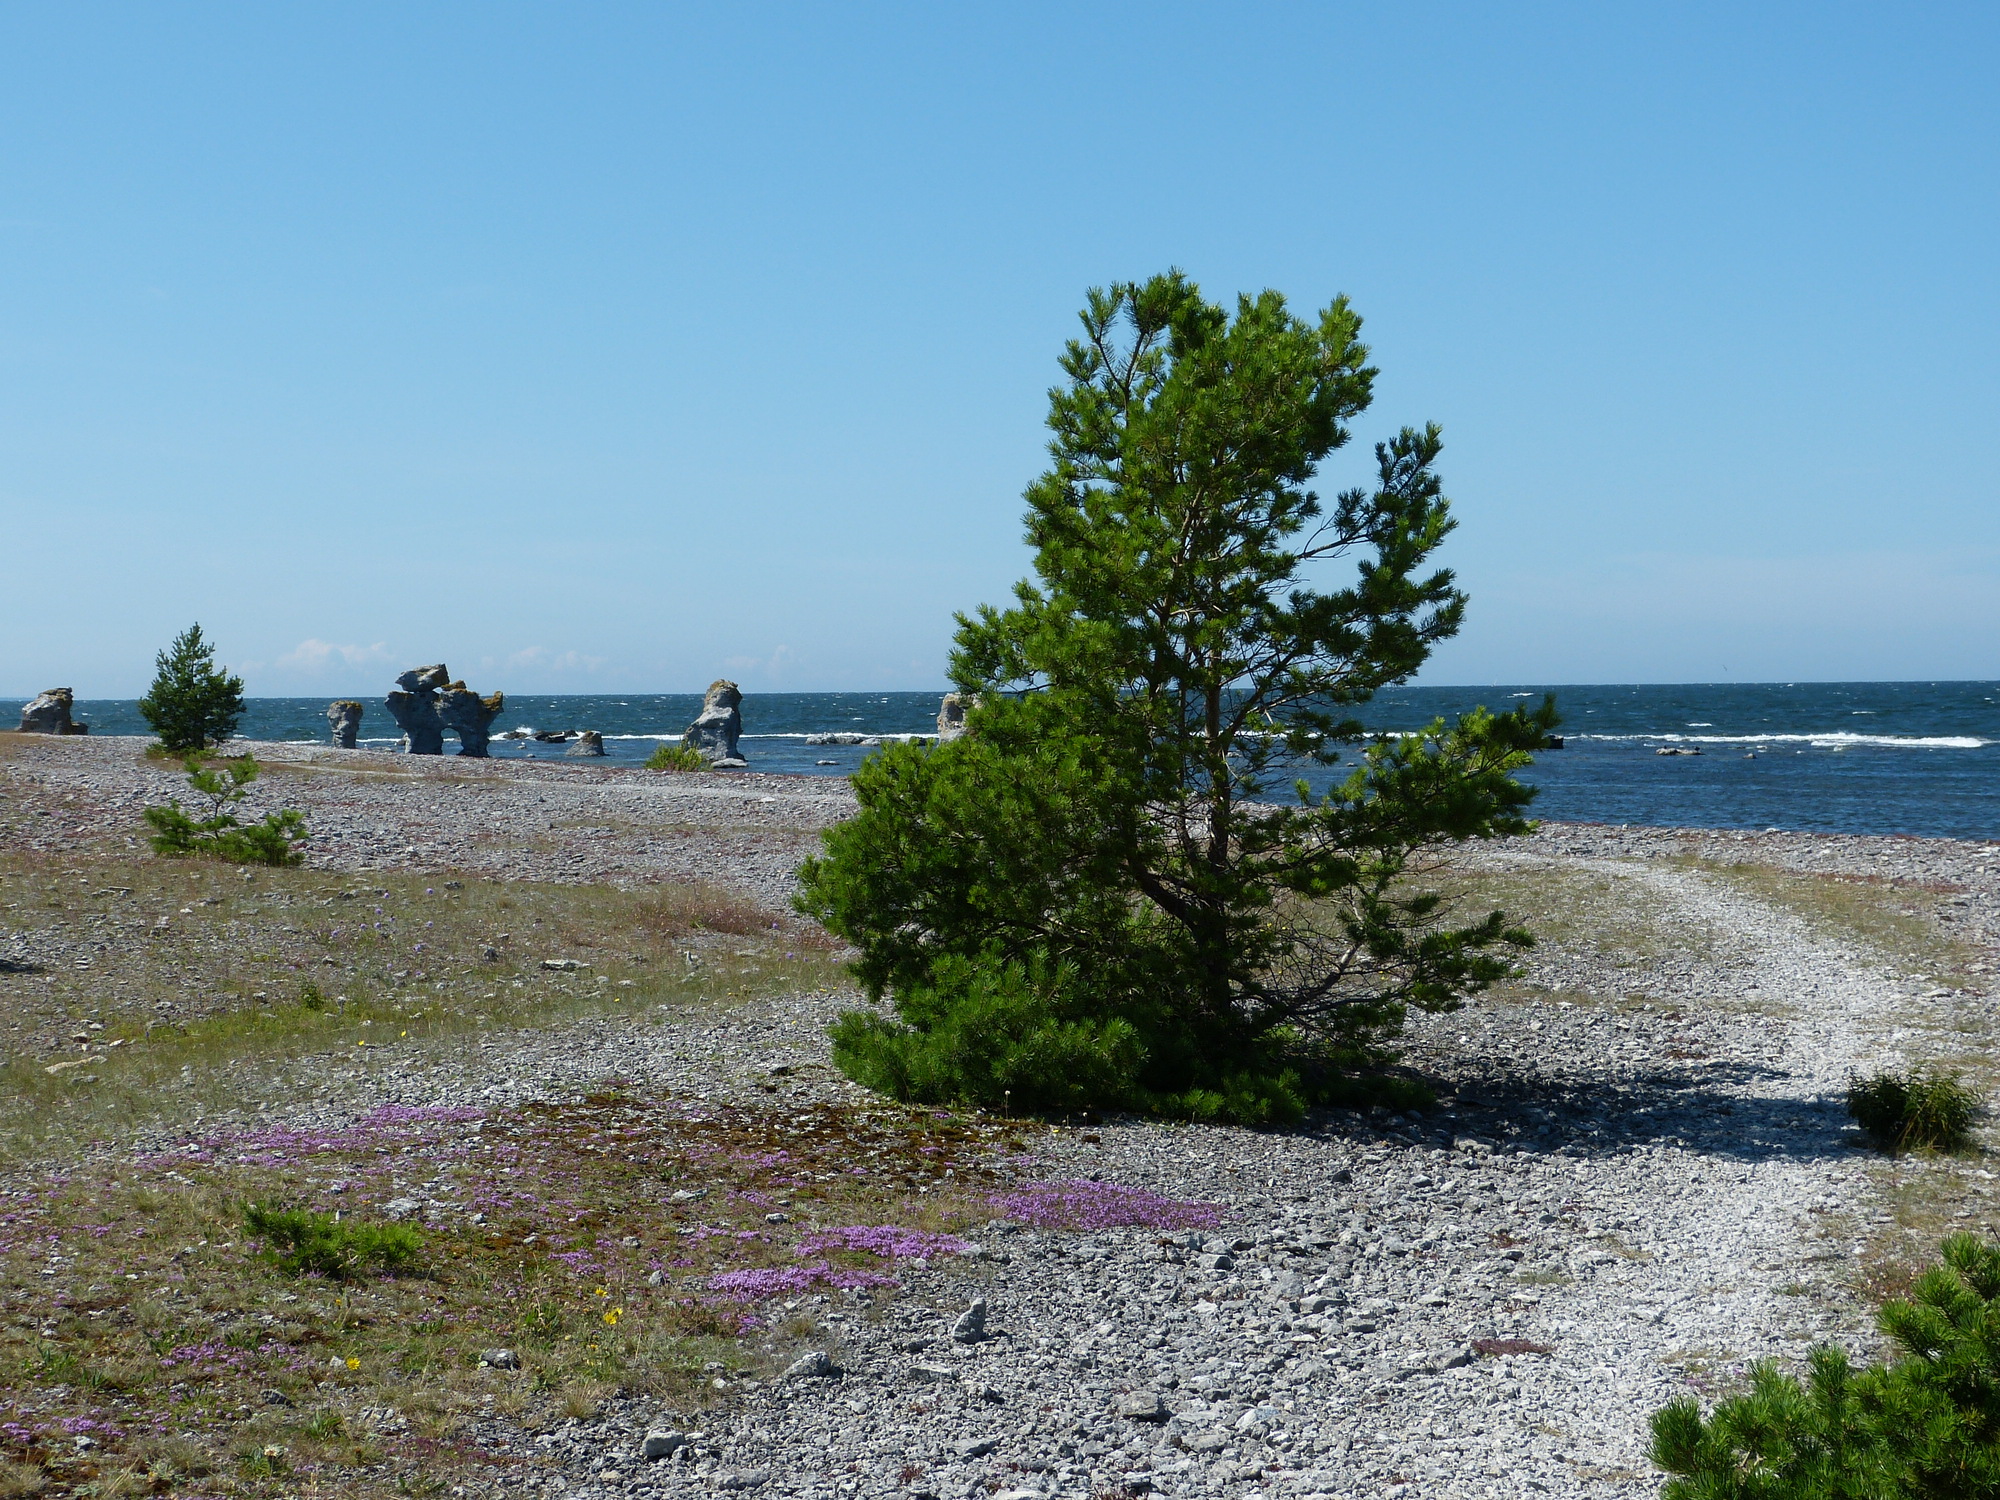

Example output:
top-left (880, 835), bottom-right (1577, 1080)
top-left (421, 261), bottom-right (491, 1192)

top-left (795, 1225), bottom-right (972, 1260)
top-left (989, 1178), bottom-right (1223, 1232)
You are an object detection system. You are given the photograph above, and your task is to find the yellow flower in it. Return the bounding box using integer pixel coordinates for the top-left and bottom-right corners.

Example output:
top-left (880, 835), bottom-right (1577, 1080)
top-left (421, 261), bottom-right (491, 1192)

top-left (345, 1357), bottom-right (360, 1370)
top-left (603, 1308), bottom-right (621, 1326)
top-left (594, 1286), bottom-right (608, 1298)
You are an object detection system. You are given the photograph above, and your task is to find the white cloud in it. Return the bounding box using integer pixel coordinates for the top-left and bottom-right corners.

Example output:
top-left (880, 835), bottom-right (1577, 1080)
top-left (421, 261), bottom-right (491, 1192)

top-left (276, 639), bottom-right (395, 671)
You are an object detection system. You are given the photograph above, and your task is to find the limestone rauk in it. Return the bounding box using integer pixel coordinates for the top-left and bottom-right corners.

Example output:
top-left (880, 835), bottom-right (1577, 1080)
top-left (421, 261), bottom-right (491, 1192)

top-left (18, 688), bottom-right (87, 735)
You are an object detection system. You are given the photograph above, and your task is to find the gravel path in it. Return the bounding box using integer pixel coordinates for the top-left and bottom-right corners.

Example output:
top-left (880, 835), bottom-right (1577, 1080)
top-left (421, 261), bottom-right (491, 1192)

top-left (6, 733), bottom-right (1999, 1499)
top-left (241, 843), bottom-right (1991, 1500)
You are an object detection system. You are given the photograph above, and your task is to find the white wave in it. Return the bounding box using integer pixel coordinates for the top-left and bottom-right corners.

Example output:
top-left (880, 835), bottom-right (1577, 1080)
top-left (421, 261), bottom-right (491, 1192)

top-left (594, 731), bottom-right (931, 743)
top-left (1576, 732), bottom-right (1989, 750)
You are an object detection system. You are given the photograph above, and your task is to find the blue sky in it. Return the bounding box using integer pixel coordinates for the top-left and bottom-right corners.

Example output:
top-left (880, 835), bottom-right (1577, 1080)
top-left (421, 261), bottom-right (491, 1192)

top-left (2, 3), bottom-right (1995, 695)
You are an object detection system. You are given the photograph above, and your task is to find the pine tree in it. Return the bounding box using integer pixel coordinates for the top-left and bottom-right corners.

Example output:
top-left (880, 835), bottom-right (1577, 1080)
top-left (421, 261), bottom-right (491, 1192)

top-left (798, 272), bottom-right (1556, 1124)
top-left (138, 624), bottom-right (246, 752)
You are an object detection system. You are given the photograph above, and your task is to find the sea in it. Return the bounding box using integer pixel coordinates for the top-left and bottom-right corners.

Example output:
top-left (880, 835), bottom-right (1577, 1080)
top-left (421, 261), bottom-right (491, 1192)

top-left (39, 681), bottom-right (2000, 842)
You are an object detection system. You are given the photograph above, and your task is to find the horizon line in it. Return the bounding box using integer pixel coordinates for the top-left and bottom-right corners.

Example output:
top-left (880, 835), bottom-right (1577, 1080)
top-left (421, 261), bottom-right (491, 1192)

top-left (9, 677), bottom-right (1999, 700)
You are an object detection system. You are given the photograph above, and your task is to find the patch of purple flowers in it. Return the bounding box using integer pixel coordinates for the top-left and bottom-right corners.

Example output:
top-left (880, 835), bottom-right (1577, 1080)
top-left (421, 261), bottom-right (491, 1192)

top-left (989, 1178), bottom-right (1223, 1232)
top-left (794, 1225), bottom-right (972, 1260)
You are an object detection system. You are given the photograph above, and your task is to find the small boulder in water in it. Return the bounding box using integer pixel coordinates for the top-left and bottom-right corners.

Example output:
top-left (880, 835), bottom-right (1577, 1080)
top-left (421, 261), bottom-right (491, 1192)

top-left (565, 730), bottom-right (606, 758)
top-left (936, 692), bottom-right (977, 741)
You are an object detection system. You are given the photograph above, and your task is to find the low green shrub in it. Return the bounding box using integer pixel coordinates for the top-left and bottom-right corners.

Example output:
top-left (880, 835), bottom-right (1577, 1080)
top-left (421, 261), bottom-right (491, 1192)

top-left (826, 950), bottom-right (1427, 1127)
top-left (1848, 1068), bottom-right (1978, 1152)
top-left (241, 1202), bottom-right (422, 1280)
top-left (1650, 1232), bottom-right (2000, 1498)
top-left (644, 743), bottom-right (709, 772)
top-left (830, 954), bottom-right (1148, 1117)
top-left (142, 756), bottom-right (308, 866)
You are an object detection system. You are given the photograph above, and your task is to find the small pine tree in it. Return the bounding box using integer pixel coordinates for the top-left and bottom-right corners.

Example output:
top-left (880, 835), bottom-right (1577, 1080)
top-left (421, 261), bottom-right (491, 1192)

top-left (138, 624), bottom-right (245, 752)
top-left (143, 756), bottom-right (307, 866)
top-left (1651, 1233), bottom-right (2000, 1498)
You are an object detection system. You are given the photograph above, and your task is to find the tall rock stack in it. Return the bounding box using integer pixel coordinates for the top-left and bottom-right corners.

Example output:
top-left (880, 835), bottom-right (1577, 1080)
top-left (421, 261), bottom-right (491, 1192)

top-left (684, 680), bottom-right (746, 768)
top-left (18, 689), bottom-right (88, 735)
top-left (384, 665), bottom-right (450, 754)
top-left (327, 701), bottom-right (364, 748)
top-left (437, 683), bottom-right (505, 758)
top-left (936, 692), bottom-right (977, 741)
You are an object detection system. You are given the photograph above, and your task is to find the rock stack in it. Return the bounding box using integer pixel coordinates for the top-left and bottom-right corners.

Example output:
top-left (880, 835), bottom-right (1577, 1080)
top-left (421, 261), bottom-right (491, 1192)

top-left (384, 666), bottom-right (449, 754)
top-left (384, 665), bottom-right (503, 756)
top-left (684, 680), bottom-right (747, 768)
top-left (438, 684), bottom-right (505, 758)
top-left (326, 701), bottom-right (364, 748)
top-left (565, 729), bottom-right (606, 758)
top-left (936, 692), bottom-right (977, 741)
top-left (17, 689), bottom-right (87, 735)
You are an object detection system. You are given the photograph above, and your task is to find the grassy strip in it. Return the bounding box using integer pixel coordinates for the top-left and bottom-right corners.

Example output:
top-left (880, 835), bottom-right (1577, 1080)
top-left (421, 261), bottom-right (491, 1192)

top-left (1692, 860), bottom-right (1989, 994)
top-left (0, 852), bottom-right (842, 1162)
top-left (1413, 858), bottom-right (1727, 975)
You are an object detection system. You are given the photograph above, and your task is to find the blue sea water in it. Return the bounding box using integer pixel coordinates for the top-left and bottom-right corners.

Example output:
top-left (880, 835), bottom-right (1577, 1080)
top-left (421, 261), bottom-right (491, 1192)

top-left (37, 681), bottom-right (2000, 842)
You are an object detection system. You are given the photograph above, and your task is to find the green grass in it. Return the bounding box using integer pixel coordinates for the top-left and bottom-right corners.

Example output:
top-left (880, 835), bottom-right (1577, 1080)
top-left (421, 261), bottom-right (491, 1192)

top-left (643, 743), bottom-right (709, 772)
top-left (0, 1088), bottom-right (1025, 1497)
top-left (1848, 1068), bottom-right (1980, 1153)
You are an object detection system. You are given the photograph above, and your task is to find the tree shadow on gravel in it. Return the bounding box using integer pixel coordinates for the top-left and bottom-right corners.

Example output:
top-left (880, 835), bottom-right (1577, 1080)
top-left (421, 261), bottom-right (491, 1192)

top-left (1312, 1060), bottom-right (1875, 1167)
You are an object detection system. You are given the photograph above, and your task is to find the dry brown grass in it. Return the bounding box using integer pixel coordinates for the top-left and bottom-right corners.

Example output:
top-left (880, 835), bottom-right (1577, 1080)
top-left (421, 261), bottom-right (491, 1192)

top-left (1692, 861), bottom-right (1990, 992)
top-left (0, 849), bottom-right (844, 1162)
top-left (1412, 857), bottom-right (1729, 974)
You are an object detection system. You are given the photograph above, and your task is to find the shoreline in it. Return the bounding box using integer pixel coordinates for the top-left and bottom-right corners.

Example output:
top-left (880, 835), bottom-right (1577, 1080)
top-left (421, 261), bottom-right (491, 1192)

top-left (6, 731), bottom-right (1996, 878)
